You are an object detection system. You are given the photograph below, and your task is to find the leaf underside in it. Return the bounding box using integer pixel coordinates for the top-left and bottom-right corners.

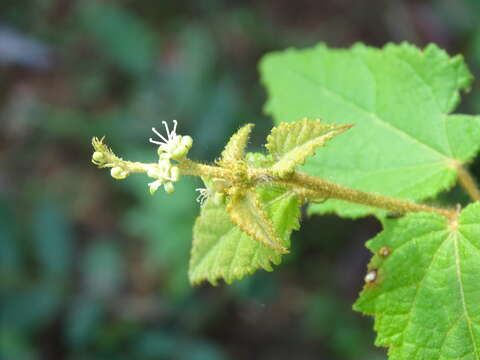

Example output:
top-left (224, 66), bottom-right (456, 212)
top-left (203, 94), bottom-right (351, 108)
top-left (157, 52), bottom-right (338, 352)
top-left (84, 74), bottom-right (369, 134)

top-left (227, 190), bottom-right (288, 253)
top-left (189, 177), bottom-right (300, 285)
top-left (261, 42), bottom-right (480, 218)
top-left (218, 123), bottom-right (254, 167)
top-left (354, 203), bottom-right (480, 360)
top-left (266, 118), bottom-right (351, 177)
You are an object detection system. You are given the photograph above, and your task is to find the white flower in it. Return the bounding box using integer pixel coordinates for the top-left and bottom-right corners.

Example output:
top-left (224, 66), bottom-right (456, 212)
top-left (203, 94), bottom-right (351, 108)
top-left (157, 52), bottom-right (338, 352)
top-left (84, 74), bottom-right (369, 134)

top-left (195, 187), bottom-right (210, 206)
top-left (146, 159), bottom-right (180, 195)
top-left (149, 120), bottom-right (192, 160)
top-left (195, 186), bottom-right (225, 206)
top-left (110, 166), bottom-right (129, 179)
top-left (148, 179), bottom-right (163, 195)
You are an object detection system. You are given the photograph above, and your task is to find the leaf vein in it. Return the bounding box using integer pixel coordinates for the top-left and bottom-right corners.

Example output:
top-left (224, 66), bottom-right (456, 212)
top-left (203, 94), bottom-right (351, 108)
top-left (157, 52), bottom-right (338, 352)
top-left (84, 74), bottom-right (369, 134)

top-left (453, 232), bottom-right (480, 359)
top-left (286, 66), bottom-right (450, 161)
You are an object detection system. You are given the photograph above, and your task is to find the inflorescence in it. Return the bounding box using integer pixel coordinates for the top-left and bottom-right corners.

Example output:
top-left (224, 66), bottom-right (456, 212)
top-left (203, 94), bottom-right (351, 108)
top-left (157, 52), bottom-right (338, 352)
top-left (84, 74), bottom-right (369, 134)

top-left (92, 120), bottom-right (193, 195)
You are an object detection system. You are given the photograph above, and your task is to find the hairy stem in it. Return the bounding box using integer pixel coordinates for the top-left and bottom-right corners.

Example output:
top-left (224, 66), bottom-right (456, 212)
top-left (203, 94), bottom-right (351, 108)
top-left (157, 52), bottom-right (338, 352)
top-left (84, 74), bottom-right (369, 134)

top-left (178, 159), bottom-right (234, 180)
top-left (178, 161), bottom-right (456, 220)
top-left (280, 172), bottom-right (456, 219)
top-left (456, 165), bottom-right (480, 201)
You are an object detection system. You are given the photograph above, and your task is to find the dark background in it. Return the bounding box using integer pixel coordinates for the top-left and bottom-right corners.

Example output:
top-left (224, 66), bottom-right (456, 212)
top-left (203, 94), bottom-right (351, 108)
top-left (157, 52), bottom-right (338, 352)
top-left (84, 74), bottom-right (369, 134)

top-left (2, 1), bottom-right (480, 359)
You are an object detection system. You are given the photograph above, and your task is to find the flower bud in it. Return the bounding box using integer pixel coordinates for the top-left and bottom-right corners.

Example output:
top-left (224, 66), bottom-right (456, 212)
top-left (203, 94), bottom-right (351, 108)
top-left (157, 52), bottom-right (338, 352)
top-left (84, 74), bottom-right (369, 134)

top-left (92, 151), bottom-right (105, 164)
top-left (181, 135), bottom-right (193, 149)
top-left (171, 146), bottom-right (189, 160)
top-left (110, 167), bottom-right (128, 179)
top-left (148, 180), bottom-right (161, 195)
top-left (164, 182), bottom-right (175, 194)
top-left (157, 147), bottom-right (170, 159)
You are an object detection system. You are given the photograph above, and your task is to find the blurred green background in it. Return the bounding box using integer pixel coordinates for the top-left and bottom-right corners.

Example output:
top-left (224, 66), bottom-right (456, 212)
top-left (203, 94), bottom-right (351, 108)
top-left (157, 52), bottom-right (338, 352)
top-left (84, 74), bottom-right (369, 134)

top-left (2, 1), bottom-right (480, 359)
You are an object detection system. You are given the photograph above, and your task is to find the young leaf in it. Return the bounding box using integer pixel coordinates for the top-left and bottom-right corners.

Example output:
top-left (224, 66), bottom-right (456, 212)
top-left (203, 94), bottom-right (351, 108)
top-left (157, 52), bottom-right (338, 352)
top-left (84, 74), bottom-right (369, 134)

top-left (189, 184), bottom-right (300, 285)
top-left (354, 203), bottom-right (480, 359)
top-left (227, 189), bottom-right (288, 254)
top-left (217, 123), bottom-right (254, 166)
top-left (261, 42), bottom-right (480, 218)
top-left (266, 118), bottom-right (351, 177)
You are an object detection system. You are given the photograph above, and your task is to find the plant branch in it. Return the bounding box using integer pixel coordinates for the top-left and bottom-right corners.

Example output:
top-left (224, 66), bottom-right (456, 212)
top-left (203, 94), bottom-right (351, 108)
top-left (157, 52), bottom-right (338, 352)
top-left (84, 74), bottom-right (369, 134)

top-left (177, 159), bottom-right (234, 180)
top-left (279, 172), bottom-right (456, 219)
top-left (456, 165), bottom-right (480, 202)
top-left (178, 160), bottom-right (457, 220)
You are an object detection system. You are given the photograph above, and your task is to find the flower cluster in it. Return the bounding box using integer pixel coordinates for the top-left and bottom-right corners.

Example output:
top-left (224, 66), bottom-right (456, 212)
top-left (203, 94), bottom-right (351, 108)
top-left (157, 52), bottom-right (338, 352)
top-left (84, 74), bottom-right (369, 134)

top-left (146, 159), bottom-right (180, 195)
top-left (195, 179), bottom-right (227, 206)
top-left (91, 121), bottom-right (193, 196)
top-left (146, 120), bottom-right (192, 195)
top-left (149, 120), bottom-right (192, 160)
top-left (91, 137), bottom-right (131, 179)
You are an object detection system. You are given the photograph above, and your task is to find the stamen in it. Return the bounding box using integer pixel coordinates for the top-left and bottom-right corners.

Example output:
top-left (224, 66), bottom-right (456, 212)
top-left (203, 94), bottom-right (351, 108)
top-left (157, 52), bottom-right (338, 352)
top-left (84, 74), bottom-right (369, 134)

top-left (151, 127), bottom-right (168, 142)
top-left (149, 138), bottom-right (163, 145)
top-left (195, 188), bottom-right (209, 206)
top-left (162, 121), bottom-right (171, 139)
top-left (172, 120), bottom-right (178, 136)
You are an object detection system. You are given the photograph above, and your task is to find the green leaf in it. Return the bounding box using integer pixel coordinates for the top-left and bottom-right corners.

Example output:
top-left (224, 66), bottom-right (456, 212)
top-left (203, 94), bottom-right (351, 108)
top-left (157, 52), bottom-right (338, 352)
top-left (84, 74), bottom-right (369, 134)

top-left (266, 118), bottom-right (351, 177)
top-left (189, 184), bottom-right (300, 285)
top-left (227, 189), bottom-right (288, 253)
top-left (217, 123), bottom-right (254, 167)
top-left (261, 42), bottom-right (480, 218)
top-left (354, 202), bottom-right (480, 359)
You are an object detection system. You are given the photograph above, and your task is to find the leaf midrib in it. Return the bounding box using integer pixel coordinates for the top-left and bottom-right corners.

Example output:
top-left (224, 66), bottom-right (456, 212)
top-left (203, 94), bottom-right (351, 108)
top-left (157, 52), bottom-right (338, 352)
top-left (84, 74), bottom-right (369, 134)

top-left (192, 191), bottom-right (294, 280)
top-left (453, 231), bottom-right (480, 360)
top-left (391, 229), bottom-right (480, 359)
top-left (282, 66), bottom-right (451, 162)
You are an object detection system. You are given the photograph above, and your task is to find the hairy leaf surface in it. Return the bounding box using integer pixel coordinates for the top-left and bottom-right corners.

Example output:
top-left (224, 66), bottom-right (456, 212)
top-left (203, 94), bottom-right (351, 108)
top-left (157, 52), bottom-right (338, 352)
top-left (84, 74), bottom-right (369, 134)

top-left (266, 118), bottom-right (351, 177)
top-left (261, 42), bottom-right (480, 217)
top-left (218, 123), bottom-right (254, 167)
top-left (189, 184), bottom-right (300, 285)
top-left (227, 189), bottom-right (288, 253)
top-left (354, 203), bottom-right (480, 359)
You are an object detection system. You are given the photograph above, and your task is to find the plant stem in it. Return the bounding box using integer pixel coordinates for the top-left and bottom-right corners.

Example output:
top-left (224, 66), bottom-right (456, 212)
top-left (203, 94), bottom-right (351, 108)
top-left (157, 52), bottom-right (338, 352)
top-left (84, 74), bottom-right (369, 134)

top-left (178, 160), bottom-right (456, 220)
top-left (178, 159), bottom-right (233, 180)
top-left (456, 165), bottom-right (480, 201)
top-left (279, 172), bottom-right (456, 219)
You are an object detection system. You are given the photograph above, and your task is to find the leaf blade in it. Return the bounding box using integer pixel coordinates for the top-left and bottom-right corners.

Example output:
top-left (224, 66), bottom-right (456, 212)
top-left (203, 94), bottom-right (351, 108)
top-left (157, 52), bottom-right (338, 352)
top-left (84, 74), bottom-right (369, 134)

top-left (218, 123), bottom-right (254, 166)
top-left (260, 43), bottom-right (480, 217)
top-left (266, 118), bottom-right (351, 176)
top-left (354, 203), bottom-right (480, 359)
top-left (227, 189), bottom-right (288, 254)
top-left (189, 184), bottom-right (300, 285)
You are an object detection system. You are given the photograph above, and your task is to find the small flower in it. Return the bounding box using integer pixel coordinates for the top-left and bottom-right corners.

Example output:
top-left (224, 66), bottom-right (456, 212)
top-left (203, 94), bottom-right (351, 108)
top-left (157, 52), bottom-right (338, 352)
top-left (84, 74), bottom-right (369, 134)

top-left (163, 182), bottom-right (175, 194)
top-left (146, 159), bottom-right (180, 195)
top-left (92, 151), bottom-right (105, 165)
top-left (148, 180), bottom-right (163, 195)
top-left (195, 186), bottom-right (225, 206)
top-left (196, 187), bottom-right (210, 206)
top-left (149, 120), bottom-right (193, 160)
top-left (110, 166), bottom-right (129, 180)
top-left (148, 179), bottom-right (176, 195)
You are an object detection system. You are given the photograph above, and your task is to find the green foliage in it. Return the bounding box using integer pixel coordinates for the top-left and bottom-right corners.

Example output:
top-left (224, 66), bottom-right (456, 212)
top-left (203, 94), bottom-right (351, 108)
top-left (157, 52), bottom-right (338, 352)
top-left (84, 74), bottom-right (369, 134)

top-left (227, 189), bottom-right (288, 253)
top-left (266, 118), bottom-right (352, 177)
top-left (354, 203), bottom-right (480, 360)
top-left (259, 42), bottom-right (480, 358)
top-left (218, 123), bottom-right (254, 167)
top-left (189, 179), bottom-right (300, 285)
top-left (89, 38), bottom-right (480, 359)
top-left (260, 42), bottom-right (480, 217)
